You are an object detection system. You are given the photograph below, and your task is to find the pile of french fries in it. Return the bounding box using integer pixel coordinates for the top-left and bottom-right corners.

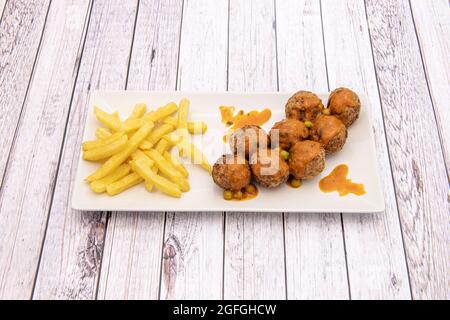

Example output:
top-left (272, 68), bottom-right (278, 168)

top-left (82, 99), bottom-right (211, 198)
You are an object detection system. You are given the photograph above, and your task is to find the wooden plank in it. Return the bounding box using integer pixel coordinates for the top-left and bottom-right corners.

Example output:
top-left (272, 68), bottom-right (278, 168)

top-left (365, 0), bottom-right (450, 299)
top-left (276, 0), bottom-right (349, 300)
top-left (225, 0), bottom-right (286, 300)
top-left (0, 0), bottom-right (50, 185)
top-left (159, 0), bottom-right (228, 300)
top-left (97, 0), bottom-right (183, 300)
top-left (0, 0), bottom-right (91, 300)
top-left (0, 0), bottom-right (6, 18)
top-left (33, 0), bottom-right (139, 300)
top-left (410, 0), bottom-right (450, 177)
top-left (321, 0), bottom-right (411, 299)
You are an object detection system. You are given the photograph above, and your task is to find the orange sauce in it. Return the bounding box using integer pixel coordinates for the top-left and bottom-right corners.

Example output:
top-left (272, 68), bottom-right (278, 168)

top-left (219, 106), bottom-right (272, 142)
top-left (319, 164), bottom-right (366, 196)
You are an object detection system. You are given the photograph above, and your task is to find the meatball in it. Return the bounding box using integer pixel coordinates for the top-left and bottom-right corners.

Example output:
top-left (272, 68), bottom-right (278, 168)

top-left (250, 149), bottom-right (289, 188)
top-left (212, 154), bottom-right (251, 191)
top-left (229, 125), bottom-right (269, 158)
top-left (310, 115), bottom-right (347, 155)
top-left (269, 119), bottom-right (309, 151)
top-left (289, 141), bottom-right (325, 180)
top-left (328, 87), bottom-right (361, 127)
top-left (285, 91), bottom-right (324, 122)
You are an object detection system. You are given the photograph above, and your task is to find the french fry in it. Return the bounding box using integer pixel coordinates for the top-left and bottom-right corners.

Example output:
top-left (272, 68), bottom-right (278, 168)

top-left (155, 138), bottom-right (170, 154)
top-left (145, 149), bottom-right (190, 192)
top-left (187, 121), bottom-right (208, 134)
top-left (162, 133), bottom-right (182, 146)
top-left (140, 124), bottom-right (175, 149)
top-left (131, 158), bottom-right (182, 198)
top-left (131, 149), bottom-right (155, 165)
top-left (123, 118), bottom-right (144, 132)
top-left (83, 135), bottom-right (128, 161)
top-left (86, 122), bottom-right (154, 182)
top-left (177, 99), bottom-right (190, 130)
top-left (83, 130), bottom-right (125, 151)
top-left (90, 164), bottom-right (131, 193)
top-left (95, 128), bottom-right (112, 139)
top-left (164, 151), bottom-right (189, 178)
top-left (178, 141), bottom-right (212, 174)
top-left (94, 106), bottom-right (123, 132)
top-left (163, 116), bottom-right (178, 127)
top-left (130, 151), bottom-right (156, 192)
top-left (106, 173), bottom-right (143, 196)
top-left (143, 102), bottom-right (178, 123)
top-left (127, 103), bottom-right (147, 120)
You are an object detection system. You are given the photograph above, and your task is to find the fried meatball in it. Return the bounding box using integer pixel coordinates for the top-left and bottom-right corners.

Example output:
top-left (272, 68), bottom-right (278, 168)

top-left (328, 87), bottom-right (361, 127)
top-left (310, 115), bottom-right (347, 155)
top-left (289, 141), bottom-right (325, 180)
top-left (229, 125), bottom-right (269, 158)
top-left (269, 119), bottom-right (309, 151)
top-left (285, 91), bottom-right (324, 122)
top-left (250, 149), bottom-right (289, 188)
top-left (212, 154), bottom-right (251, 191)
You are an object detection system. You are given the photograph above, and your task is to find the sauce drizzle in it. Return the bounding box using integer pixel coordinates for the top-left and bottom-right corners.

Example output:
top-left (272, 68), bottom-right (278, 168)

top-left (319, 164), bottom-right (366, 196)
top-left (220, 106), bottom-right (272, 142)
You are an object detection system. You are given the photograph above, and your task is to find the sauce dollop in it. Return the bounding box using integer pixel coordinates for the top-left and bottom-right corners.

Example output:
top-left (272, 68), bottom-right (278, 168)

top-left (220, 106), bottom-right (272, 142)
top-left (319, 164), bottom-right (366, 196)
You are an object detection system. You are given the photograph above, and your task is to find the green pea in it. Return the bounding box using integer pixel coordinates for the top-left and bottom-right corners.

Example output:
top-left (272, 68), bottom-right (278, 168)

top-left (280, 150), bottom-right (289, 161)
top-left (304, 121), bottom-right (313, 128)
top-left (290, 179), bottom-right (302, 188)
top-left (223, 190), bottom-right (233, 200)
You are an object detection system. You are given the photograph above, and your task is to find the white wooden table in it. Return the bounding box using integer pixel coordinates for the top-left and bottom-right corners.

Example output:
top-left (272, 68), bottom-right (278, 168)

top-left (0, 0), bottom-right (448, 300)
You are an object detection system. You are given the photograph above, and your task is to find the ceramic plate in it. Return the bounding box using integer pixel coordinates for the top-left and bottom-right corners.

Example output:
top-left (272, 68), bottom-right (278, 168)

top-left (72, 91), bottom-right (384, 213)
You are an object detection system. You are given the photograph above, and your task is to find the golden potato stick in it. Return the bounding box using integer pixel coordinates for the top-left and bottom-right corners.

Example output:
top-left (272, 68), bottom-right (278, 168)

top-left (163, 116), bottom-right (178, 127)
top-left (95, 128), bottom-right (112, 139)
top-left (131, 149), bottom-right (154, 164)
top-left (130, 151), bottom-right (156, 192)
top-left (179, 141), bottom-right (212, 174)
top-left (131, 158), bottom-right (182, 198)
top-left (123, 118), bottom-right (144, 132)
top-left (86, 122), bottom-right (154, 182)
top-left (139, 139), bottom-right (153, 150)
top-left (155, 138), bottom-right (170, 154)
top-left (162, 132), bottom-right (182, 146)
top-left (140, 123), bottom-right (174, 149)
top-left (126, 103), bottom-right (147, 121)
top-left (143, 102), bottom-right (178, 123)
top-left (145, 149), bottom-right (190, 192)
top-left (83, 130), bottom-right (125, 151)
top-left (94, 106), bottom-right (123, 131)
top-left (106, 173), bottom-right (143, 196)
top-left (83, 135), bottom-right (128, 161)
top-left (149, 124), bottom-right (175, 145)
top-left (164, 151), bottom-right (189, 178)
top-left (187, 121), bottom-right (208, 135)
top-left (177, 98), bottom-right (190, 130)
top-left (90, 164), bottom-right (131, 193)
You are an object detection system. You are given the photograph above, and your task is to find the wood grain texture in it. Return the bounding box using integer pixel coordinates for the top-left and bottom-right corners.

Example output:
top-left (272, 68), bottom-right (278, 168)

top-left (0, 0), bottom-right (6, 18)
top-left (0, 0), bottom-right (91, 300)
top-left (159, 0), bottom-right (228, 300)
top-left (97, 0), bottom-right (183, 300)
top-left (322, 0), bottom-right (411, 299)
top-left (410, 0), bottom-right (450, 177)
top-left (225, 0), bottom-right (286, 300)
top-left (276, 0), bottom-right (349, 300)
top-left (365, 0), bottom-right (450, 299)
top-left (0, 0), bottom-right (50, 185)
top-left (33, 0), bottom-right (138, 300)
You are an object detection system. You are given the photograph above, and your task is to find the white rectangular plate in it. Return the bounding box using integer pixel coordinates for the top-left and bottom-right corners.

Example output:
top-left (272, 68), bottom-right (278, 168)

top-left (72, 91), bottom-right (385, 213)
